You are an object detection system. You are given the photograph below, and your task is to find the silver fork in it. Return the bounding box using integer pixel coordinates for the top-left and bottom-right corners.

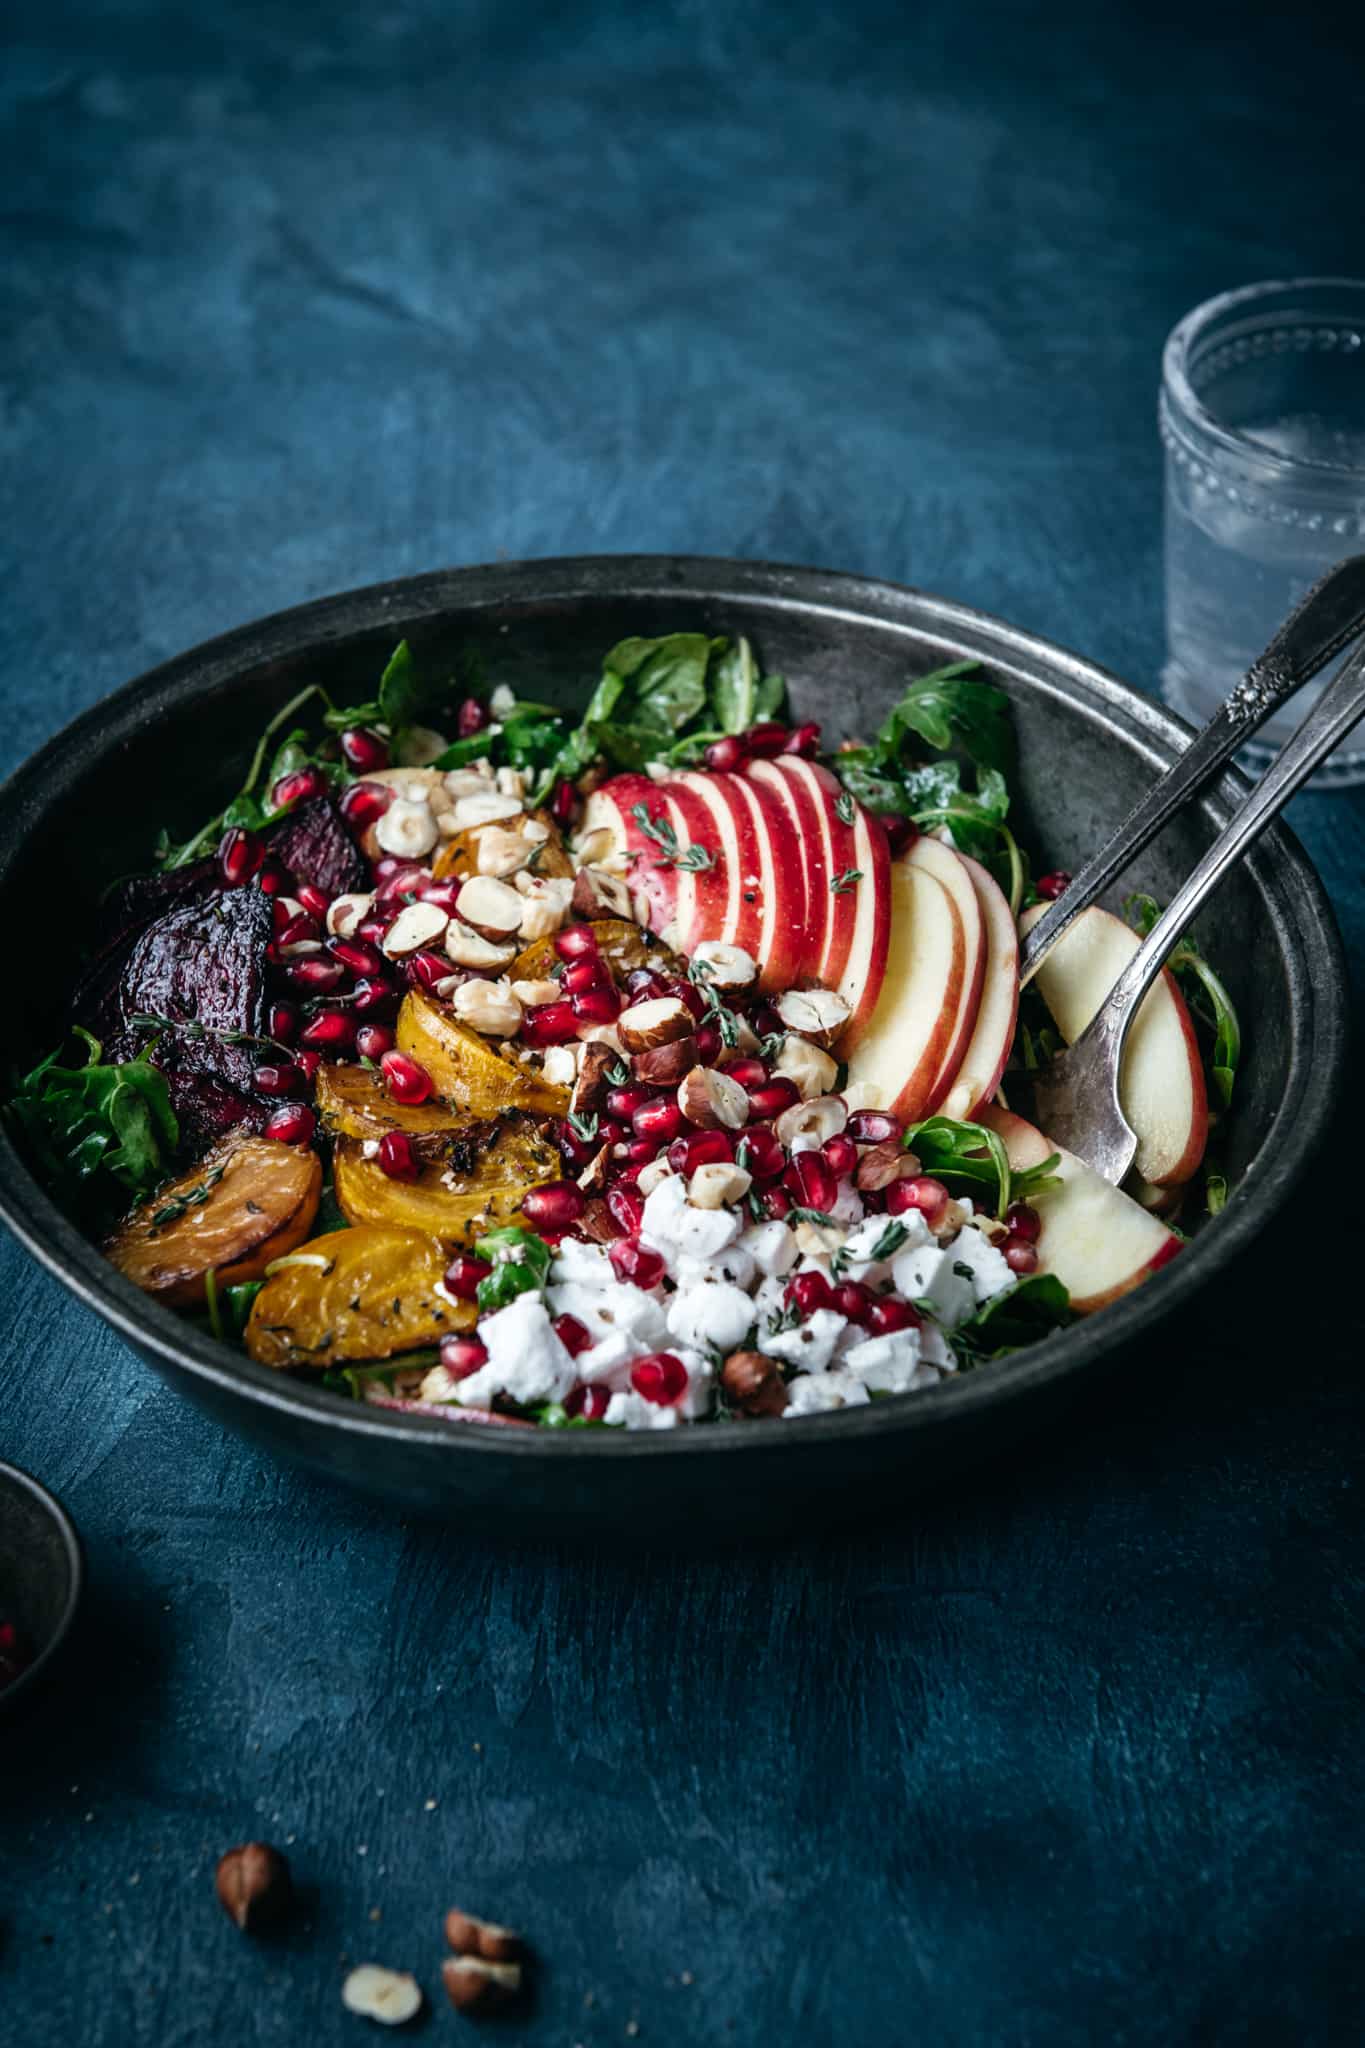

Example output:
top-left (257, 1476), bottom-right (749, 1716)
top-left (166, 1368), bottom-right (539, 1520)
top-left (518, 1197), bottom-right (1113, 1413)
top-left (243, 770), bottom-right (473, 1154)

top-left (1025, 558), bottom-right (1365, 1183)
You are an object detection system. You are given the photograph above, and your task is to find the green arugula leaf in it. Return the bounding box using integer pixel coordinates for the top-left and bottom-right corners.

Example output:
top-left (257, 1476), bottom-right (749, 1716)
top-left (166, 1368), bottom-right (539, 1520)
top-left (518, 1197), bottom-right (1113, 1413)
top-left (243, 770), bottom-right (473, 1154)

top-left (953, 1272), bottom-right (1072, 1361)
top-left (1125, 893), bottom-right (1242, 1106)
top-left (377, 639), bottom-right (420, 730)
top-left (877, 662), bottom-right (1012, 776)
top-left (7, 1028), bottom-right (179, 1220)
top-left (903, 1114), bottom-right (1062, 1217)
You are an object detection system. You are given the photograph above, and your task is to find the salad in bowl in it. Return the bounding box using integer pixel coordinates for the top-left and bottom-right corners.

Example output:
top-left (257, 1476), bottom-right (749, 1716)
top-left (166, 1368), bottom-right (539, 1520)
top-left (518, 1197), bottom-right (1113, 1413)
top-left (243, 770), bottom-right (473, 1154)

top-left (8, 629), bottom-right (1237, 1432)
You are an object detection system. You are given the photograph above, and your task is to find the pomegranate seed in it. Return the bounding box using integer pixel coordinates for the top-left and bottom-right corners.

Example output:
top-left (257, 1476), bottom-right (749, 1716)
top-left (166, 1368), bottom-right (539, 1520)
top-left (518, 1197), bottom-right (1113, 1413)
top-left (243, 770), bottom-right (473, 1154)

top-left (330, 936), bottom-right (386, 979)
top-left (353, 974), bottom-right (399, 1012)
top-left (299, 1008), bottom-right (356, 1052)
top-left (693, 1022), bottom-right (722, 1064)
top-left (667, 1129), bottom-right (735, 1175)
top-left (624, 968), bottom-right (666, 1000)
top-left (257, 860), bottom-right (290, 896)
top-left (632, 1098), bottom-right (683, 1145)
top-left (630, 1351), bottom-right (688, 1405)
top-left (1005, 1201), bottom-right (1041, 1243)
top-left (269, 1001), bottom-right (299, 1044)
top-left (276, 909), bottom-right (321, 952)
top-left (252, 1062), bottom-right (304, 1097)
top-left (572, 985), bottom-right (623, 1025)
top-left (443, 1253), bottom-right (492, 1301)
top-left (456, 696), bottom-right (488, 738)
top-left (623, 1134), bottom-right (660, 1165)
top-left (884, 815), bottom-right (920, 856)
top-left (288, 955), bottom-right (345, 995)
top-left (554, 924), bottom-right (599, 963)
top-left (1004, 1237), bottom-right (1040, 1274)
top-left (218, 826), bottom-right (264, 887)
top-left (606, 1185), bottom-right (644, 1236)
top-left (551, 778), bottom-right (578, 829)
top-left (271, 765), bottom-right (329, 810)
top-left (847, 1110), bottom-right (902, 1145)
top-left (339, 780), bottom-right (393, 832)
top-left (610, 1238), bottom-right (666, 1288)
top-left (561, 956), bottom-right (611, 996)
top-left (264, 1102), bottom-right (316, 1146)
top-left (404, 952), bottom-right (451, 995)
top-left (520, 1001), bottom-right (581, 1047)
top-left (611, 1163), bottom-right (645, 1193)
top-left (833, 1280), bottom-right (876, 1326)
top-left (886, 1175), bottom-right (950, 1225)
top-left (340, 726), bottom-right (390, 773)
top-left (782, 721), bottom-right (821, 757)
top-left (752, 1003), bottom-right (784, 1038)
top-left (356, 911), bottom-right (392, 946)
top-left (557, 1120), bottom-right (601, 1170)
top-left (724, 1057), bottom-right (768, 1090)
top-left (295, 882), bottom-right (331, 921)
top-left (295, 1049), bottom-right (322, 1084)
top-left (564, 1380), bottom-right (610, 1419)
top-left (439, 1334), bottom-right (488, 1378)
top-left (522, 1180), bottom-right (588, 1230)
top-left (867, 1296), bottom-right (922, 1334)
top-left (657, 975), bottom-right (705, 1021)
top-left (272, 895), bottom-right (298, 935)
top-left (1036, 870), bottom-right (1072, 901)
top-left (377, 1130), bottom-right (420, 1181)
top-left (375, 861), bottom-right (429, 905)
top-left (415, 877), bottom-right (464, 916)
top-left (554, 1314), bottom-right (594, 1358)
top-left (607, 1083), bottom-right (654, 1122)
top-left (786, 1270), bottom-right (835, 1316)
top-left (747, 1078), bottom-right (800, 1119)
top-left (738, 1126), bottom-right (784, 1180)
top-left (704, 735), bottom-right (748, 772)
top-left (783, 1150), bottom-right (838, 1213)
top-left (355, 1023), bottom-right (394, 1060)
top-left (822, 1134), bottom-right (859, 1178)
top-left (381, 1049), bottom-right (433, 1105)
top-left (760, 1185), bottom-right (792, 1219)
top-left (743, 722), bottom-right (790, 757)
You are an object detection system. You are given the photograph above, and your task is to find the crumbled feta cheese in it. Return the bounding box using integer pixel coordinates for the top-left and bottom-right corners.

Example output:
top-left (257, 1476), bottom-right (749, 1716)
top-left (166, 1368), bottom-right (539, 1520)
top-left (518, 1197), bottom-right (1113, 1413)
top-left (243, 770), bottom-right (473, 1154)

top-left (603, 1390), bottom-right (680, 1430)
top-left (764, 1309), bottom-right (848, 1372)
top-left (752, 1273), bottom-right (790, 1325)
top-left (454, 1294), bottom-right (575, 1408)
top-left (640, 1174), bottom-right (688, 1249)
top-left (670, 1203), bottom-right (743, 1264)
top-left (891, 1244), bottom-right (976, 1330)
top-left (550, 1239), bottom-right (616, 1289)
top-left (841, 1329), bottom-right (924, 1395)
top-left (783, 1371), bottom-right (871, 1415)
top-left (574, 1330), bottom-right (639, 1387)
top-left (666, 1280), bottom-right (755, 1355)
top-left (673, 1246), bottom-right (756, 1292)
top-left (739, 1220), bottom-right (799, 1277)
top-left (830, 1180), bottom-right (865, 1226)
top-left (947, 1224), bottom-right (1016, 1305)
top-left (918, 1321), bottom-right (955, 1371)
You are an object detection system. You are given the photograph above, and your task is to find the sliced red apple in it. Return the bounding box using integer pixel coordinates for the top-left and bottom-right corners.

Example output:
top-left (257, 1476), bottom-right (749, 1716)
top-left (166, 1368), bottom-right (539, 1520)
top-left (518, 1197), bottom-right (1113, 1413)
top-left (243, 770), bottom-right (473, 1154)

top-left (580, 774), bottom-right (681, 934)
top-left (979, 1104), bottom-right (1183, 1314)
top-left (938, 853), bottom-right (1020, 1120)
top-left (834, 797), bottom-right (892, 1047)
top-left (744, 758), bottom-right (828, 986)
top-left (765, 756), bottom-right (860, 994)
top-left (1019, 902), bottom-right (1208, 1187)
top-left (722, 771), bottom-right (810, 993)
top-left (843, 862), bottom-right (964, 1119)
top-left (906, 835), bottom-right (986, 1109)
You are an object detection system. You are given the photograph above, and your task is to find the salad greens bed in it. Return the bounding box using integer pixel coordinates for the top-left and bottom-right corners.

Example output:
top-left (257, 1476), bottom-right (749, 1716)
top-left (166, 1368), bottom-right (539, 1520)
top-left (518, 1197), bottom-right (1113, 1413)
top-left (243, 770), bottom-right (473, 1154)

top-left (6, 627), bottom-right (1243, 1414)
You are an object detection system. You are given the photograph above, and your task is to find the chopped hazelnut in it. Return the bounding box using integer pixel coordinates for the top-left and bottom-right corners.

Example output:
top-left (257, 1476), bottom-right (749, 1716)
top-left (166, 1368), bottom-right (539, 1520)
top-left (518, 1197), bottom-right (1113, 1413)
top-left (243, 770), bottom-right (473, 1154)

top-left (722, 1349), bottom-right (788, 1417)
top-left (214, 1842), bottom-right (293, 1932)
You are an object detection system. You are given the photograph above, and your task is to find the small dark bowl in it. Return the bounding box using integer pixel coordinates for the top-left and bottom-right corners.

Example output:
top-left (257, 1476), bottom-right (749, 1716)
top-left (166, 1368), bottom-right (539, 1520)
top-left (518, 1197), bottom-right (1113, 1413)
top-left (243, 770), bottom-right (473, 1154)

top-left (0, 1463), bottom-right (83, 1709)
top-left (0, 557), bottom-right (1347, 1530)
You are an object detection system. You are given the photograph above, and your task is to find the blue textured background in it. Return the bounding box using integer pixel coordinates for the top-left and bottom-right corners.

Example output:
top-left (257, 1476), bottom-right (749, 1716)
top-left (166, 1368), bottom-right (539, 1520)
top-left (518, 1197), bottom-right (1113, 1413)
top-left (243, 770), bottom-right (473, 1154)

top-left (3, 3), bottom-right (1364, 2042)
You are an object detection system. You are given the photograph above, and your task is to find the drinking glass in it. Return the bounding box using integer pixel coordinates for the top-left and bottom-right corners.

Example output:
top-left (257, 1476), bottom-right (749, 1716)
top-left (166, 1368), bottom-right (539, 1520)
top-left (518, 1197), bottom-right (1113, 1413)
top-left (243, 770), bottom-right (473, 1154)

top-left (1161, 278), bottom-right (1365, 785)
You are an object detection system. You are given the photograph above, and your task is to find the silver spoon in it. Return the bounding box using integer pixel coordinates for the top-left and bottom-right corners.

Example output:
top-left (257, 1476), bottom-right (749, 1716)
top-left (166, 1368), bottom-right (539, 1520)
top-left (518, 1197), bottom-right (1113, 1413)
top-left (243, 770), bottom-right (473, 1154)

top-left (1026, 583), bottom-right (1365, 1184)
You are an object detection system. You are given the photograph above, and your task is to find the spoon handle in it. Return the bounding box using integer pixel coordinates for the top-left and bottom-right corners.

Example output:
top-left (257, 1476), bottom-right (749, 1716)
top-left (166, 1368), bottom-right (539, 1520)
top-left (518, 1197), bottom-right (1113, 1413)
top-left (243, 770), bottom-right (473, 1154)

top-left (1080, 635), bottom-right (1365, 1056)
top-left (1021, 552), bottom-right (1365, 983)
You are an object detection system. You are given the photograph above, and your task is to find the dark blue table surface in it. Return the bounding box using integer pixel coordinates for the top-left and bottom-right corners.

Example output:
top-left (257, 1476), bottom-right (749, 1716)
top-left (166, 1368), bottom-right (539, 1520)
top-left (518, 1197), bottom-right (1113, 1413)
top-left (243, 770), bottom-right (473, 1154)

top-left (4, 3), bottom-right (1364, 2042)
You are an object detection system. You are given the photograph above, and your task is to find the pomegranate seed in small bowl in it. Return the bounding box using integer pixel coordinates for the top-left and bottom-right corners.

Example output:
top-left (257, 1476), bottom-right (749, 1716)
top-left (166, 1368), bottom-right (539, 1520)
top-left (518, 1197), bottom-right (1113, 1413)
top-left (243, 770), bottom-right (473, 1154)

top-left (630, 1351), bottom-right (688, 1405)
top-left (218, 826), bottom-right (264, 887)
top-left (554, 1315), bottom-right (593, 1358)
top-left (264, 1103), bottom-right (316, 1146)
top-left (439, 1334), bottom-right (488, 1378)
top-left (381, 1050), bottom-right (433, 1105)
top-left (886, 1175), bottom-right (950, 1225)
top-left (354, 1022), bottom-right (395, 1061)
top-left (521, 1180), bottom-right (587, 1230)
top-left (377, 1131), bottom-right (420, 1181)
top-left (339, 780), bottom-right (393, 832)
top-left (443, 1253), bottom-right (492, 1301)
top-left (340, 726), bottom-right (390, 773)
top-left (609, 1238), bottom-right (665, 1288)
top-left (271, 765), bottom-right (329, 810)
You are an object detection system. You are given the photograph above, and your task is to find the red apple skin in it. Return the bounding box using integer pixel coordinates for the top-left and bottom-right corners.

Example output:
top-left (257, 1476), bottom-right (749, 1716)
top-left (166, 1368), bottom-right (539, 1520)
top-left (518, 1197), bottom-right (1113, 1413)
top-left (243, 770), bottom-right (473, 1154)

top-left (582, 774), bottom-right (681, 932)
top-left (655, 774), bottom-right (731, 954)
top-left (840, 799), bottom-right (892, 1050)
top-left (768, 756), bottom-right (861, 993)
top-left (938, 852), bottom-right (1020, 1120)
top-left (979, 1104), bottom-right (1184, 1314)
top-left (722, 771), bottom-right (810, 993)
top-left (844, 862), bottom-right (965, 1119)
top-left (907, 836), bottom-right (987, 1111)
top-left (671, 767), bottom-right (747, 949)
top-left (744, 757), bottom-right (832, 986)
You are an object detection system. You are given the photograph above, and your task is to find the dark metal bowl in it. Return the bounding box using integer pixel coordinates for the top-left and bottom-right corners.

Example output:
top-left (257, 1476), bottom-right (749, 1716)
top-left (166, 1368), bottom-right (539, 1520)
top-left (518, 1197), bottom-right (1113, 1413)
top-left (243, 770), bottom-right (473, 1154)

top-left (0, 558), bottom-right (1345, 1527)
top-left (0, 1463), bottom-right (83, 1709)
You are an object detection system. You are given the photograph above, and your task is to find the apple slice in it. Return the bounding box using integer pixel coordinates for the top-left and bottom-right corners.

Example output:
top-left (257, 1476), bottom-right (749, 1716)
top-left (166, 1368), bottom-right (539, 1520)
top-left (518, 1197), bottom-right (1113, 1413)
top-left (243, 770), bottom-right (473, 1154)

top-left (580, 774), bottom-right (681, 934)
top-left (979, 1104), bottom-right (1183, 1314)
top-left (844, 862), bottom-right (964, 1118)
top-left (726, 771), bottom-right (810, 992)
top-left (938, 853), bottom-right (1020, 1120)
top-left (744, 758), bottom-right (830, 985)
top-left (906, 835), bottom-right (986, 1109)
top-left (1019, 902), bottom-right (1208, 1186)
top-left (764, 756), bottom-right (860, 994)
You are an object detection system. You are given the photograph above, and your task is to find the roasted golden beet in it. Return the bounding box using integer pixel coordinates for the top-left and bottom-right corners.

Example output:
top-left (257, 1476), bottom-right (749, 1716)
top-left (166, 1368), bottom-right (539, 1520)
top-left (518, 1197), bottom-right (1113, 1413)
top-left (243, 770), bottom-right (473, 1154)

top-left (106, 1133), bottom-right (322, 1308)
top-left (431, 810), bottom-right (573, 883)
top-left (509, 917), bottom-right (674, 985)
top-left (243, 1225), bottom-right (474, 1369)
top-left (396, 988), bottom-right (570, 1115)
top-left (315, 1063), bottom-right (463, 1145)
top-left (333, 1115), bottom-right (559, 1243)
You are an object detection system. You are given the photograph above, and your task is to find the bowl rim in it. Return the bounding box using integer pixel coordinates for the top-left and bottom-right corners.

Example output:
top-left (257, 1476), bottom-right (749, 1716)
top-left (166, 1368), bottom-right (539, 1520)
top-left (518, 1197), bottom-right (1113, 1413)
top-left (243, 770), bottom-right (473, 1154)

top-left (0, 553), bottom-right (1347, 1469)
top-left (0, 1460), bottom-right (84, 1708)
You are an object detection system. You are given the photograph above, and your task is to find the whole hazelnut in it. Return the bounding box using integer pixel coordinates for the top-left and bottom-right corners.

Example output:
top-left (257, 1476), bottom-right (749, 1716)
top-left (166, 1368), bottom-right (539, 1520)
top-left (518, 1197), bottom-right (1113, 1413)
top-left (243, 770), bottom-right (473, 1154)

top-left (722, 1350), bottom-right (788, 1417)
top-left (444, 1905), bottom-right (524, 1962)
top-left (442, 1955), bottom-right (523, 2013)
top-left (215, 1842), bottom-right (293, 1932)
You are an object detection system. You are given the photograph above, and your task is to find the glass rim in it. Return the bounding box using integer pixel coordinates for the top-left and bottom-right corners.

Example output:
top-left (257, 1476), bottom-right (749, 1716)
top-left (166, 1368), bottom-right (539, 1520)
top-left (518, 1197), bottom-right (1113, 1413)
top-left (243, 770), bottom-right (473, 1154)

top-left (1161, 275), bottom-right (1365, 483)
